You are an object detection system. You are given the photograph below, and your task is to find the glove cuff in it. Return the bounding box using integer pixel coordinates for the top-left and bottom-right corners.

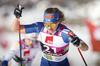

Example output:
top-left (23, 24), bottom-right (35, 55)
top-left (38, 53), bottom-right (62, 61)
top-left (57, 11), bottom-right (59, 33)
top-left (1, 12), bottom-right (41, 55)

top-left (77, 43), bottom-right (82, 48)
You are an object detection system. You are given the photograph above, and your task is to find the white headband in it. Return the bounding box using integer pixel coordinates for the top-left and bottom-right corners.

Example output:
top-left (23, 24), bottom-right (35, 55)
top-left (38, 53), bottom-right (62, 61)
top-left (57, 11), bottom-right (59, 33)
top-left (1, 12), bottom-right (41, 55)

top-left (26, 33), bottom-right (38, 38)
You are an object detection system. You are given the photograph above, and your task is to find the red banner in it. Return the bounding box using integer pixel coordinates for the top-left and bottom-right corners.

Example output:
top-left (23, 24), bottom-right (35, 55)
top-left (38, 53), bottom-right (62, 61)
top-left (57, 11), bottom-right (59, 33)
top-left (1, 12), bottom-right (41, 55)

top-left (83, 18), bottom-right (100, 52)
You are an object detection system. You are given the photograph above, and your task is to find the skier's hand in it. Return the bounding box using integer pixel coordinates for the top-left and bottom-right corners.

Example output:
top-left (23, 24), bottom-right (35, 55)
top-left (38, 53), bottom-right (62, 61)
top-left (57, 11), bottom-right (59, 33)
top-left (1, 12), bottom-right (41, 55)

top-left (14, 4), bottom-right (24, 18)
top-left (69, 36), bottom-right (81, 47)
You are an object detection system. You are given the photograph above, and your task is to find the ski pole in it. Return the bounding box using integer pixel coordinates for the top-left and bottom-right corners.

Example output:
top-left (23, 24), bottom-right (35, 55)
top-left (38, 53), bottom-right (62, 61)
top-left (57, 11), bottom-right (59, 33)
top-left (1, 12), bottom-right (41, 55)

top-left (17, 4), bottom-right (24, 66)
top-left (69, 36), bottom-right (88, 66)
top-left (77, 48), bottom-right (88, 66)
top-left (18, 17), bottom-right (22, 66)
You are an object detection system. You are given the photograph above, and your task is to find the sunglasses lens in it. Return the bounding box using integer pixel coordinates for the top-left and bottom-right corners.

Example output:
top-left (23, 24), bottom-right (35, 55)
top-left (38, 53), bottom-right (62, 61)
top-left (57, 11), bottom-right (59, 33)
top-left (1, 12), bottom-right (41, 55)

top-left (44, 23), bottom-right (48, 27)
top-left (44, 23), bottom-right (56, 28)
top-left (27, 38), bottom-right (36, 41)
top-left (51, 23), bottom-right (56, 28)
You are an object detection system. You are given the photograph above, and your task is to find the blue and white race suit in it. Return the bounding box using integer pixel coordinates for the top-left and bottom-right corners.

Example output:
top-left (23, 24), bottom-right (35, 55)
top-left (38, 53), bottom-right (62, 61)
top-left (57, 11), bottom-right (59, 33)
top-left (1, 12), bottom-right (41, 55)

top-left (25, 22), bottom-right (82, 66)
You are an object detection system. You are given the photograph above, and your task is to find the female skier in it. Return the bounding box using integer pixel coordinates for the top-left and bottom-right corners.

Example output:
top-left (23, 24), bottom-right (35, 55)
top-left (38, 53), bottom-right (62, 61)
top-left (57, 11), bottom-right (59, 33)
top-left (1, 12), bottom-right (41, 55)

top-left (11, 5), bottom-right (88, 66)
top-left (2, 33), bottom-right (41, 66)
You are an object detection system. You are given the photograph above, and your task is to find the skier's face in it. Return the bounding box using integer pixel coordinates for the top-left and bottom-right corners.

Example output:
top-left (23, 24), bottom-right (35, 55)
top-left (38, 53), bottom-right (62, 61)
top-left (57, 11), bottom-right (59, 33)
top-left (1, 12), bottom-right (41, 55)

top-left (25, 36), bottom-right (37, 47)
top-left (44, 22), bottom-right (57, 28)
top-left (44, 21), bottom-right (60, 34)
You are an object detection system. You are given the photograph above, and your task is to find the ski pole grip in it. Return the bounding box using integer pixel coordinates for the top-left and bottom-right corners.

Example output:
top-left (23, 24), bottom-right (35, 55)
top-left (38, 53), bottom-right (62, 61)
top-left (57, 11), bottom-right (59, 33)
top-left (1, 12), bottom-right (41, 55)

top-left (17, 4), bottom-right (24, 10)
top-left (69, 35), bottom-right (74, 41)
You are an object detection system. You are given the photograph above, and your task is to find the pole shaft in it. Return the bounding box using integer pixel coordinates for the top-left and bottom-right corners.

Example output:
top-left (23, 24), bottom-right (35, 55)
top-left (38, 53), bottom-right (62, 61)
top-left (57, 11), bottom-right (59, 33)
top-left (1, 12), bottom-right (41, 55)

top-left (18, 19), bottom-right (22, 66)
top-left (78, 48), bottom-right (88, 66)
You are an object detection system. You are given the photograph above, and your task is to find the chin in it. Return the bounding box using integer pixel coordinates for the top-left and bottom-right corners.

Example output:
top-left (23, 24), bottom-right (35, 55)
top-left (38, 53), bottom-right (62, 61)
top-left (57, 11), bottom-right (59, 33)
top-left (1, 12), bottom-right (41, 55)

top-left (29, 44), bottom-right (33, 47)
top-left (29, 46), bottom-right (32, 47)
top-left (48, 30), bottom-right (54, 34)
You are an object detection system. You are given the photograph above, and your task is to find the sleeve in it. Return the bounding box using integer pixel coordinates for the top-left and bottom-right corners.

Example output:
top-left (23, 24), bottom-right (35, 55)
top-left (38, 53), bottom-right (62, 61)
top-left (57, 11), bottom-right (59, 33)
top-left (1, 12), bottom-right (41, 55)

top-left (2, 42), bottom-right (20, 62)
top-left (38, 41), bottom-right (42, 51)
top-left (2, 60), bottom-right (8, 66)
top-left (62, 28), bottom-right (82, 43)
top-left (25, 22), bottom-right (44, 34)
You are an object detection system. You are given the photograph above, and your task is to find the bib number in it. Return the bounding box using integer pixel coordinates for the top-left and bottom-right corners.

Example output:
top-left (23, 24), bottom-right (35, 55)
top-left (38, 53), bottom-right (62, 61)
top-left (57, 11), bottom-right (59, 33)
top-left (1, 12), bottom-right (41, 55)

top-left (43, 45), bottom-right (57, 53)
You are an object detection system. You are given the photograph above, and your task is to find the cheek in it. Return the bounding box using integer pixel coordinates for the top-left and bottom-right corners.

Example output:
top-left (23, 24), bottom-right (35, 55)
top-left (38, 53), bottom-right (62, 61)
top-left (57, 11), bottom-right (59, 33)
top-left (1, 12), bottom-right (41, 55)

top-left (26, 40), bottom-right (29, 44)
top-left (29, 41), bottom-right (33, 43)
top-left (53, 24), bottom-right (58, 30)
top-left (30, 41), bottom-right (35, 44)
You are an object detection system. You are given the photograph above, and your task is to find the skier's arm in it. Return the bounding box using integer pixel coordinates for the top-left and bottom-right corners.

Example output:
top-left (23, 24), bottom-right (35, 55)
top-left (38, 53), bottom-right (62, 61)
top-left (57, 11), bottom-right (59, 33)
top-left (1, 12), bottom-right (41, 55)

top-left (2, 60), bottom-right (8, 66)
top-left (2, 42), bottom-right (20, 66)
top-left (11, 4), bottom-right (26, 33)
top-left (79, 41), bottom-right (88, 51)
top-left (11, 18), bottom-right (26, 33)
top-left (70, 36), bottom-right (88, 51)
top-left (62, 29), bottom-right (89, 51)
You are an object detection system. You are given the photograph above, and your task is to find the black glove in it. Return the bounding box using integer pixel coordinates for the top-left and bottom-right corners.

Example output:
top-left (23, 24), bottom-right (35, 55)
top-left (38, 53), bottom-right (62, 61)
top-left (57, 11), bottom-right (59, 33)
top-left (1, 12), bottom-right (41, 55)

top-left (70, 36), bottom-right (80, 46)
top-left (14, 4), bottom-right (24, 18)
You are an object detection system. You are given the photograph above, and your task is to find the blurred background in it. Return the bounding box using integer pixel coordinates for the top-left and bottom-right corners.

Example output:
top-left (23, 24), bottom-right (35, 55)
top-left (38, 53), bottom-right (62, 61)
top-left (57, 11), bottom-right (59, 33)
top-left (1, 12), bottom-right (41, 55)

top-left (0, 0), bottom-right (100, 66)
